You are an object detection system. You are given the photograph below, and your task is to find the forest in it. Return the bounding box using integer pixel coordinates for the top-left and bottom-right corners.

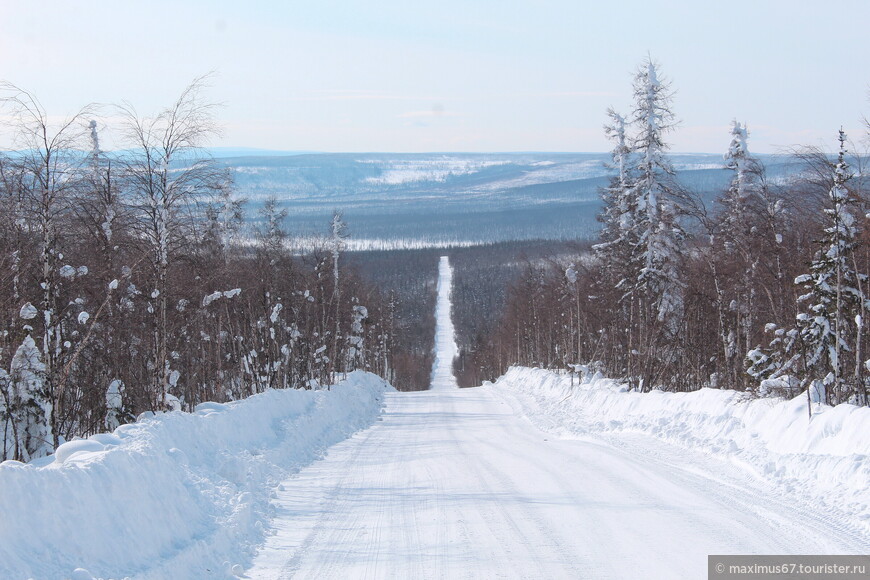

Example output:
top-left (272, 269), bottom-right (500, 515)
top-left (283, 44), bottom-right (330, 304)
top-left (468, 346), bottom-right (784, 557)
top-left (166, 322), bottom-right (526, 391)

top-left (0, 79), bottom-right (436, 462)
top-left (461, 58), bottom-right (870, 411)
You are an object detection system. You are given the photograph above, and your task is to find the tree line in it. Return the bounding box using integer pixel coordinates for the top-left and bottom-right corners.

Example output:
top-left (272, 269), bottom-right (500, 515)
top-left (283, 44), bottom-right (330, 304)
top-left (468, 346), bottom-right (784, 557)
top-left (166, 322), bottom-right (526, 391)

top-left (463, 57), bottom-right (870, 409)
top-left (0, 79), bottom-right (409, 461)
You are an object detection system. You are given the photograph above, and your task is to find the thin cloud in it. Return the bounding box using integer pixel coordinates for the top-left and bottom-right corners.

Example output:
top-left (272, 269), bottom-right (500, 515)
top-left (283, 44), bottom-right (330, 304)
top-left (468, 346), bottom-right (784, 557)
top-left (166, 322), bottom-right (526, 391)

top-left (398, 107), bottom-right (458, 119)
top-left (537, 91), bottom-right (618, 98)
top-left (297, 90), bottom-right (443, 102)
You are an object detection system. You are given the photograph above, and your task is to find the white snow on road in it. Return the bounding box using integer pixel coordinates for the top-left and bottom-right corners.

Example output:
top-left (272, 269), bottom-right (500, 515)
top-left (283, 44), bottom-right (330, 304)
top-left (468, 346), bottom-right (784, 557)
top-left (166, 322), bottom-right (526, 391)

top-left (431, 256), bottom-right (458, 391)
top-left (247, 256), bottom-right (870, 579)
top-left (247, 391), bottom-right (870, 579)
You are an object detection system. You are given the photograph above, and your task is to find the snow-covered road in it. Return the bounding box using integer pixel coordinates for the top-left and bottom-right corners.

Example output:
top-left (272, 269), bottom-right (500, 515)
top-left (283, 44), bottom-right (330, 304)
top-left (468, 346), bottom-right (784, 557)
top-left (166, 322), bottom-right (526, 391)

top-left (247, 257), bottom-right (868, 579)
top-left (430, 256), bottom-right (458, 392)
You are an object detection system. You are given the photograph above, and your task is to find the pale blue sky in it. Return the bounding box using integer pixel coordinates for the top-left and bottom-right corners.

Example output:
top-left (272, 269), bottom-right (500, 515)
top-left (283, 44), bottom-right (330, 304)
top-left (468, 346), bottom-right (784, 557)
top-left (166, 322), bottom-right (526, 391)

top-left (2, 0), bottom-right (869, 153)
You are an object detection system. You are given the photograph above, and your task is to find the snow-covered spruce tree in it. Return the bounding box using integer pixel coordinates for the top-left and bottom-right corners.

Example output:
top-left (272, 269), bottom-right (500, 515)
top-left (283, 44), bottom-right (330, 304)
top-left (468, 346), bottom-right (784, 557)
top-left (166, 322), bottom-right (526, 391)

top-left (720, 121), bottom-right (758, 237)
top-left (595, 108), bottom-right (636, 272)
top-left (749, 130), bottom-right (868, 406)
top-left (625, 57), bottom-right (690, 390)
top-left (104, 379), bottom-right (132, 431)
top-left (593, 109), bottom-right (638, 378)
top-left (793, 130), bottom-right (867, 405)
top-left (7, 334), bottom-right (52, 461)
top-left (709, 121), bottom-right (765, 390)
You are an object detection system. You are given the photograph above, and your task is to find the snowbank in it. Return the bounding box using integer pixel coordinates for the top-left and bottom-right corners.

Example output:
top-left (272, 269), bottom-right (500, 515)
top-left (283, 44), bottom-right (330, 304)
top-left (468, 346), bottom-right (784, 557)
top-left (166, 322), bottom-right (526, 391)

top-left (489, 367), bottom-right (870, 533)
top-left (0, 371), bottom-right (393, 580)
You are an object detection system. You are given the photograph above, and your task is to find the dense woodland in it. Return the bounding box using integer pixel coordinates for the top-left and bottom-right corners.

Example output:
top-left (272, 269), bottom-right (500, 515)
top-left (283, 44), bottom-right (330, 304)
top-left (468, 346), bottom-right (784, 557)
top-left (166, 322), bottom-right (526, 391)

top-left (462, 58), bottom-right (870, 409)
top-left (450, 241), bottom-right (583, 387)
top-left (0, 80), bottom-right (435, 461)
top-left (346, 248), bottom-right (439, 391)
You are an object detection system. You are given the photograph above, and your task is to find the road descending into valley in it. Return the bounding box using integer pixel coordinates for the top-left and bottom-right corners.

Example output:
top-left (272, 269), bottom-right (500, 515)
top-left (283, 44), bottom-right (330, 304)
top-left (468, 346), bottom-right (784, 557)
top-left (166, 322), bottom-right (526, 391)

top-left (247, 257), bottom-right (867, 579)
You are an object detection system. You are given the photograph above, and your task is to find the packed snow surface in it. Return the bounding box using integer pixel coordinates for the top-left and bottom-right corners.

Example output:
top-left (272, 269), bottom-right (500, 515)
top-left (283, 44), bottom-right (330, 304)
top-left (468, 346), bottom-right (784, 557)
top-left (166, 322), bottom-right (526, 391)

top-left (430, 256), bottom-right (458, 391)
top-left (0, 372), bottom-right (392, 580)
top-left (247, 384), bottom-right (870, 578)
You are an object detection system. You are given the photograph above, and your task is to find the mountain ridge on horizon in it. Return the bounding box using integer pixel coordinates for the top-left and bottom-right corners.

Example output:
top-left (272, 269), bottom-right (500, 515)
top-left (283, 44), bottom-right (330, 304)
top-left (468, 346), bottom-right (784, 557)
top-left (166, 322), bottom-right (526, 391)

top-left (213, 151), bottom-right (800, 247)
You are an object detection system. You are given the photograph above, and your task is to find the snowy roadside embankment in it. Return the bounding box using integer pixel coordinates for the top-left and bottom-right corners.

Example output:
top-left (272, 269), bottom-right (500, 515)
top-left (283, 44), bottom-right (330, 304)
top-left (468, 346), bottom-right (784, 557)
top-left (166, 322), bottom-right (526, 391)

top-left (489, 367), bottom-right (870, 533)
top-left (0, 371), bottom-right (393, 580)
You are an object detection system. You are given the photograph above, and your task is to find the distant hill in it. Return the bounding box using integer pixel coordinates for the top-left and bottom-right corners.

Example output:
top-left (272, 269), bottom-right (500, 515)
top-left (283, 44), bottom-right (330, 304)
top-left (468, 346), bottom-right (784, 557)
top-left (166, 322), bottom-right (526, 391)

top-left (207, 147), bottom-right (319, 158)
top-left (215, 152), bottom-right (799, 248)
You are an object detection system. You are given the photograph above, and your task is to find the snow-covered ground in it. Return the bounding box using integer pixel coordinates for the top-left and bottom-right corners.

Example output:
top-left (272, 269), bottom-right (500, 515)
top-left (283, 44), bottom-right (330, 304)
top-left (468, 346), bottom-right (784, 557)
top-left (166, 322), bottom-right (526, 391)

top-left (248, 385), bottom-right (870, 579)
top-left (0, 372), bottom-right (392, 580)
top-left (490, 366), bottom-right (870, 538)
top-left (430, 256), bottom-right (458, 391)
